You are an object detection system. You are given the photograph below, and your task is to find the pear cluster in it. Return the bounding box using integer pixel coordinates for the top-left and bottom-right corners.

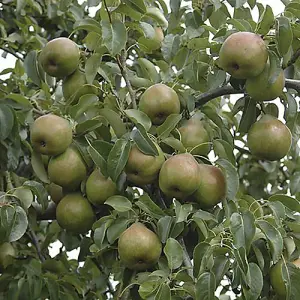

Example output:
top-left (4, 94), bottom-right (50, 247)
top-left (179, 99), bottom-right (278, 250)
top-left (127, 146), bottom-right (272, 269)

top-left (219, 31), bottom-right (285, 101)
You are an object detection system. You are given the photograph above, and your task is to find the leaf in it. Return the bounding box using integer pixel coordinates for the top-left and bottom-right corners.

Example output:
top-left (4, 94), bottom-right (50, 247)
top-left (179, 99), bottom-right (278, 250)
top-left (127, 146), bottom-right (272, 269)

top-left (87, 145), bottom-right (108, 177)
top-left (85, 53), bottom-right (102, 84)
top-left (101, 19), bottom-right (127, 56)
top-left (276, 16), bottom-right (293, 56)
top-left (124, 109), bottom-right (152, 131)
top-left (105, 196), bottom-right (132, 212)
top-left (174, 200), bottom-right (193, 223)
top-left (13, 188), bottom-right (33, 209)
top-left (216, 159), bottom-right (239, 200)
top-left (243, 263), bottom-right (263, 300)
top-left (193, 242), bottom-right (210, 279)
top-left (195, 272), bottom-right (216, 300)
top-left (163, 238), bottom-right (183, 270)
top-left (45, 278), bottom-right (59, 300)
top-left (230, 212), bottom-right (255, 253)
top-left (135, 194), bottom-right (165, 219)
top-left (107, 218), bottom-right (129, 243)
top-left (6, 93), bottom-right (32, 107)
top-left (24, 50), bottom-right (41, 86)
top-left (0, 104), bottom-right (14, 140)
top-left (155, 284), bottom-right (171, 300)
top-left (23, 181), bottom-right (48, 212)
top-left (290, 171), bottom-right (300, 195)
top-left (213, 139), bottom-right (235, 165)
top-left (0, 205), bottom-right (28, 242)
top-left (268, 194), bottom-right (300, 213)
top-left (238, 98), bottom-right (257, 133)
top-left (161, 137), bottom-right (185, 153)
top-left (107, 139), bottom-right (131, 182)
top-left (98, 108), bottom-right (127, 138)
top-left (256, 5), bottom-right (274, 35)
top-left (123, 0), bottom-right (146, 13)
top-left (256, 220), bottom-right (283, 263)
top-left (157, 216), bottom-right (173, 243)
top-left (74, 18), bottom-right (102, 34)
top-left (268, 51), bottom-right (282, 85)
top-left (131, 124), bottom-right (159, 156)
top-left (31, 151), bottom-right (50, 184)
top-left (161, 34), bottom-right (181, 62)
top-left (156, 114), bottom-right (182, 139)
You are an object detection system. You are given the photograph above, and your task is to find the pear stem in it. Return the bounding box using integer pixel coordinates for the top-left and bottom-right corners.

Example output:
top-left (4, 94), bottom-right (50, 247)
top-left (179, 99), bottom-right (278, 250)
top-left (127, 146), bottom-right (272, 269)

top-left (179, 237), bottom-right (194, 280)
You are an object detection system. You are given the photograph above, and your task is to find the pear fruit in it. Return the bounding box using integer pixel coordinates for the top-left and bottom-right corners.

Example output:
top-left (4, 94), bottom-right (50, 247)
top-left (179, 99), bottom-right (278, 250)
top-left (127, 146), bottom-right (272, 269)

top-left (118, 222), bottom-right (162, 270)
top-left (56, 193), bottom-right (95, 234)
top-left (86, 169), bottom-right (117, 206)
top-left (125, 145), bottom-right (165, 186)
top-left (159, 153), bottom-right (201, 199)
top-left (178, 118), bottom-right (210, 155)
top-left (30, 114), bottom-right (73, 156)
top-left (0, 243), bottom-right (16, 270)
top-left (189, 164), bottom-right (226, 209)
top-left (139, 83), bottom-right (180, 125)
top-left (246, 63), bottom-right (285, 101)
top-left (247, 115), bottom-right (292, 161)
top-left (48, 183), bottom-right (64, 204)
top-left (218, 32), bottom-right (268, 79)
top-left (48, 146), bottom-right (87, 191)
top-left (62, 69), bottom-right (87, 100)
top-left (39, 37), bottom-right (80, 78)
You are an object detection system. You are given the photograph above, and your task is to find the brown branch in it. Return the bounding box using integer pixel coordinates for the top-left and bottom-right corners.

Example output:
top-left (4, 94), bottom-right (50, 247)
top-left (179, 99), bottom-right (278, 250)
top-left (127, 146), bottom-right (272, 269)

top-left (0, 47), bottom-right (24, 61)
top-left (285, 78), bottom-right (300, 93)
top-left (28, 225), bottom-right (46, 262)
top-left (284, 48), bottom-right (300, 69)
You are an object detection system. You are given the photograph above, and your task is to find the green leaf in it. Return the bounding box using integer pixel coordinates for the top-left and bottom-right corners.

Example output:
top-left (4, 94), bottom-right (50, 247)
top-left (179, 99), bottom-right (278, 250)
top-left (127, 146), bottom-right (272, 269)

top-left (268, 194), bottom-right (300, 213)
top-left (193, 242), bottom-right (210, 279)
top-left (174, 200), bottom-right (193, 223)
top-left (256, 5), bottom-right (274, 35)
top-left (216, 159), bottom-right (239, 200)
top-left (6, 93), bottom-right (32, 107)
top-left (124, 0), bottom-right (146, 14)
top-left (256, 220), bottom-right (283, 263)
top-left (85, 53), bottom-right (102, 84)
top-left (31, 151), bottom-right (50, 184)
top-left (268, 51), bottom-right (282, 85)
top-left (13, 188), bottom-right (33, 209)
top-left (161, 137), bottom-right (185, 153)
top-left (24, 50), bottom-right (41, 86)
top-left (98, 108), bottom-right (127, 138)
top-left (87, 144), bottom-right (108, 177)
top-left (195, 272), bottom-right (216, 300)
top-left (161, 34), bottom-right (181, 62)
top-left (45, 278), bottom-right (59, 300)
top-left (230, 212), bottom-right (255, 253)
top-left (23, 181), bottom-right (48, 212)
top-left (102, 19), bottom-right (127, 56)
top-left (238, 98), bottom-right (257, 133)
top-left (290, 171), bottom-right (300, 195)
top-left (107, 139), bottom-right (131, 182)
top-left (155, 284), bottom-right (171, 300)
top-left (105, 196), bottom-right (132, 212)
top-left (213, 139), bottom-right (235, 165)
top-left (243, 263), bottom-right (263, 300)
top-left (157, 216), bottom-right (173, 243)
top-left (156, 114), bottom-right (182, 139)
top-left (135, 194), bottom-right (165, 219)
top-left (131, 124), bottom-right (158, 156)
top-left (164, 238), bottom-right (183, 270)
top-left (276, 16), bottom-right (293, 56)
top-left (69, 94), bottom-right (99, 121)
top-left (74, 18), bottom-right (102, 34)
top-left (0, 104), bottom-right (14, 140)
top-left (124, 109), bottom-right (152, 131)
top-left (107, 218), bottom-right (129, 243)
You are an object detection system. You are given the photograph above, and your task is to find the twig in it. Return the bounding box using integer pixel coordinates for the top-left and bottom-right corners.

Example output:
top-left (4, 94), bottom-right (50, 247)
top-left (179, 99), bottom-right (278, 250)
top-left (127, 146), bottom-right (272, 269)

top-left (285, 78), bottom-right (300, 93)
top-left (284, 48), bottom-right (300, 69)
top-left (33, 202), bottom-right (57, 220)
top-left (4, 171), bottom-right (14, 191)
top-left (28, 226), bottom-right (46, 262)
top-left (0, 47), bottom-right (24, 61)
top-left (179, 237), bottom-right (194, 279)
top-left (235, 145), bottom-right (251, 155)
top-left (102, 0), bottom-right (113, 23)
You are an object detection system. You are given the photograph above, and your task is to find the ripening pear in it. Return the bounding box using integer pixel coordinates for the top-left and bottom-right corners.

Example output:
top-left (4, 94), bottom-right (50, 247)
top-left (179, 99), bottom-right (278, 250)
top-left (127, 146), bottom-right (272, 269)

top-left (159, 153), bottom-right (201, 199)
top-left (247, 115), bottom-right (292, 161)
top-left (125, 144), bottom-right (165, 186)
top-left (30, 114), bottom-right (73, 156)
top-left (218, 32), bottom-right (268, 79)
top-left (118, 222), bottom-right (162, 270)
top-left (39, 37), bottom-right (80, 78)
top-left (139, 83), bottom-right (180, 125)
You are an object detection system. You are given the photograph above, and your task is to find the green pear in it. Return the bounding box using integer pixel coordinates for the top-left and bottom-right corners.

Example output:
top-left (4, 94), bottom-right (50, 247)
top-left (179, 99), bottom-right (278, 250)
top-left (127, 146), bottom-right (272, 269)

top-left (118, 222), bottom-right (162, 270)
top-left (125, 144), bottom-right (165, 186)
top-left (30, 114), bottom-right (73, 156)
top-left (56, 193), bottom-right (95, 234)
top-left (247, 115), bottom-right (292, 161)
top-left (86, 168), bottom-right (117, 206)
top-left (189, 164), bottom-right (226, 209)
top-left (218, 32), bottom-right (268, 79)
top-left (159, 153), bottom-right (201, 199)
top-left (139, 83), bottom-right (180, 125)
top-left (62, 69), bottom-right (87, 100)
top-left (39, 37), bottom-right (80, 78)
top-left (48, 182), bottom-right (64, 204)
top-left (246, 63), bottom-right (285, 101)
top-left (178, 118), bottom-right (210, 155)
top-left (48, 146), bottom-right (87, 191)
top-left (0, 243), bottom-right (16, 270)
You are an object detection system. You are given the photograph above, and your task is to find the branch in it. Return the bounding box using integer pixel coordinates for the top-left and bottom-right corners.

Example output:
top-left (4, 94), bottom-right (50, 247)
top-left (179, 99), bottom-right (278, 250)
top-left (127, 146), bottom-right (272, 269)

top-left (33, 202), bottom-right (56, 221)
top-left (28, 225), bottom-right (46, 262)
top-left (0, 47), bottom-right (24, 61)
top-left (284, 48), bottom-right (300, 69)
top-left (179, 237), bottom-right (194, 279)
top-left (285, 78), bottom-right (300, 93)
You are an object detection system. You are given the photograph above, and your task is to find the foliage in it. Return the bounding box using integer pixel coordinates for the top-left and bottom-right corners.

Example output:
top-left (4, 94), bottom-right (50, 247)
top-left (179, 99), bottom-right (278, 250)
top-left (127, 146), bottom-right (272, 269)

top-left (1, 0), bottom-right (300, 299)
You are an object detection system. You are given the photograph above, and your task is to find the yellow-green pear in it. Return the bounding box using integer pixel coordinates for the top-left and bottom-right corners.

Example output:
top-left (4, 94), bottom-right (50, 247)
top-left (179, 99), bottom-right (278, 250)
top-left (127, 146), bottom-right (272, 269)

top-left (39, 37), bottom-right (80, 78)
top-left (30, 114), bottom-right (73, 156)
top-left (86, 169), bottom-right (117, 206)
top-left (218, 32), bottom-right (268, 79)
top-left (247, 115), bottom-right (292, 161)
top-left (125, 145), bottom-right (165, 186)
top-left (139, 83), bottom-right (180, 125)
top-left (48, 183), bottom-right (64, 204)
top-left (56, 193), bottom-right (95, 234)
top-left (48, 146), bottom-right (87, 191)
top-left (159, 153), bottom-right (201, 199)
top-left (118, 222), bottom-right (162, 270)
top-left (0, 243), bottom-right (16, 270)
